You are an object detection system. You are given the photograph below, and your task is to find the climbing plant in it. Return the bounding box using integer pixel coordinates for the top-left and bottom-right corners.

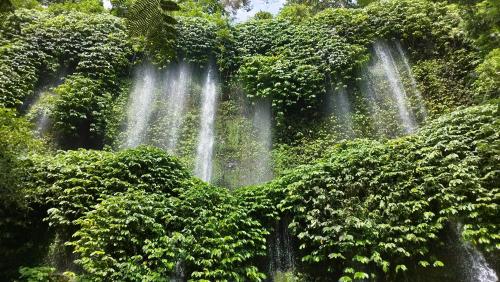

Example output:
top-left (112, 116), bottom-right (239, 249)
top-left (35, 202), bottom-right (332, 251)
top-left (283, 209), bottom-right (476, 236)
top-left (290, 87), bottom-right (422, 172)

top-left (245, 102), bottom-right (499, 281)
top-left (0, 107), bottom-right (45, 279)
top-left (0, 9), bottom-right (131, 107)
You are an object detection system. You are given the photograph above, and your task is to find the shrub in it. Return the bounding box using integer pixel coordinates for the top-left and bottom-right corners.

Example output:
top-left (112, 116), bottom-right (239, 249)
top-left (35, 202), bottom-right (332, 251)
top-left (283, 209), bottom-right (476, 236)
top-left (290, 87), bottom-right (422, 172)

top-left (71, 184), bottom-right (269, 281)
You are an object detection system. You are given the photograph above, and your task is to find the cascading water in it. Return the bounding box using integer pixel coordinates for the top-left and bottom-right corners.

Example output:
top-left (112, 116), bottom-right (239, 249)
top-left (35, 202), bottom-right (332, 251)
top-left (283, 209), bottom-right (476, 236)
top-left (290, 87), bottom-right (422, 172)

top-left (102, 0), bottom-right (112, 10)
top-left (27, 90), bottom-right (52, 136)
top-left (160, 63), bottom-right (191, 153)
top-left (268, 219), bottom-right (295, 280)
top-left (395, 41), bottom-right (428, 120)
top-left (454, 223), bottom-right (498, 282)
top-left (360, 68), bottom-right (386, 137)
top-left (252, 99), bottom-right (274, 184)
top-left (194, 66), bottom-right (218, 182)
top-left (372, 41), bottom-right (417, 133)
top-left (170, 261), bottom-right (185, 282)
top-left (35, 108), bottom-right (50, 136)
top-left (332, 86), bottom-right (355, 138)
top-left (124, 65), bottom-right (157, 148)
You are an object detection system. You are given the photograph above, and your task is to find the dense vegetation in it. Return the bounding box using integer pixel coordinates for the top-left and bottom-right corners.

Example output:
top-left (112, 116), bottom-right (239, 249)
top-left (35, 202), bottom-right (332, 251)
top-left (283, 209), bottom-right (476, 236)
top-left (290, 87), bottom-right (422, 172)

top-left (0, 0), bottom-right (498, 280)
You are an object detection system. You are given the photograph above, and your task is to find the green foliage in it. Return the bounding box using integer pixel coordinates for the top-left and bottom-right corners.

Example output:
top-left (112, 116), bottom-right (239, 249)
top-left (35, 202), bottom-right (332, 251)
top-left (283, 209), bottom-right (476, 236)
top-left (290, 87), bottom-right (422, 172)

top-left (411, 49), bottom-right (478, 117)
top-left (25, 146), bottom-right (190, 230)
top-left (125, 0), bottom-right (179, 66)
top-left (0, 107), bottom-right (46, 280)
top-left (177, 0), bottom-right (226, 17)
top-left (473, 48), bottom-right (500, 101)
top-left (19, 266), bottom-right (56, 282)
top-left (451, 0), bottom-right (500, 52)
top-left (1, 0), bottom-right (499, 280)
top-left (23, 144), bottom-right (269, 281)
top-left (236, 18), bottom-right (365, 127)
top-left (238, 54), bottom-right (325, 126)
top-left (0, 107), bottom-right (42, 202)
top-left (277, 4), bottom-right (312, 23)
top-left (0, 9), bottom-right (131, 108)
top-left (6, 0), bottom-right (40, 10)
top-left (471, 0), bottom-right (500, 51)
top-left (175, 16), bottom-right (219, 65)
top-left (18, 266), bottom-right (76, 282)
top-left (71, 191), bottom-right (176, 281)
top-left (0, 8), bottom-right (132, 147)
top-left (71, 185), bottom-right (268, 281)
top-left (251, 102), bottom-right (499, 280)
top-left (253, 11), bottom-right (273, 20)
top-left (51, 75), bottom-right (113, 148)
top-left (285, 0), bottom-right (354, 12)
top-left (0, 0), bottom-right (14, 13)
top-left (233, 0), bottom-right (476, 131)
top-left (46, 0), bottom-right (105, 14)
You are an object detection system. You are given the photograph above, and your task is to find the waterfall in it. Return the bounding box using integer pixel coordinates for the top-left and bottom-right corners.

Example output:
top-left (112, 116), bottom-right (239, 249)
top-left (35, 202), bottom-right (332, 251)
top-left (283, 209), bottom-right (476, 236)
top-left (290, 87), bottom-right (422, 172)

top-left (252, 99), bottom-right (274, 184)
top-left (269, 219), bottom-right (295, 280)
top-left (194, 66), bottom-right (218, 182)
top-left (464, 243), bottom-right (498, 282)
top-left (454, 223), bottom-right (498, 282)
top-left (35, 108), bottom-right (50, 136)
top-left (332, 86), bottom-right (355, 138)
top-left (160, 63), bottom-right (191, 153)
top-left (124, 65), bottom-right (157, 148)
top-left (359, 68), bottom-right (386, 137)
top-left (361, 40), bottom-right (420, 136)
top-left (44, 232), bottom-right (77, 273)
top-left (394, 41), bottom-right (428, 120)
top-left (27, 90), bottom-right (52, 136)
top-left (372, 41), bottom-right (417, 133)
top-left (170, 261), bottom-right (185, 282)
top-left (102, 0), bottom-right (112, 10)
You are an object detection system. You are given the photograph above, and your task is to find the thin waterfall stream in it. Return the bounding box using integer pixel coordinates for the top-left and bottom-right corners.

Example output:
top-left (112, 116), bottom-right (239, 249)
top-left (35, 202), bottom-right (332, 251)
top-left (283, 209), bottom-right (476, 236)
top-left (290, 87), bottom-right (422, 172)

top-left (269, 219), bottom-right (295, 280)
top-left (27, 90), bottom-right (53, 137)
top-left (361, 40), bottom-right (425, 137)
top-left (194, 66), bottom-right (218, 182)
top-left (332, 86), bottom-right (355, 138)
top-left (161, 62), bottom-right (191, 153)
top-left (454, 223), bottom-right (498, 282)
top-left (102, 0), bottom-right (112, 9)
top-left (124, 65), bottom-right (157, 148)
top-left (373, 41), bottom-right (417, 133)
top-left (252, 99), bottom-right (274, 184)
top-left (395, 41), bottom-right (428, 120)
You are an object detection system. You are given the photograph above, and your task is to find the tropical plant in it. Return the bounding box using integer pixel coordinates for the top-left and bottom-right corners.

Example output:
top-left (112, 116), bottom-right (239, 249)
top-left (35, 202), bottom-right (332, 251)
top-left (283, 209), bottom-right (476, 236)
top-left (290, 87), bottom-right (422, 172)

top-left (0, 107), bottom-right (45, 280)
top-left (112, 0), bottom-right (180, 65)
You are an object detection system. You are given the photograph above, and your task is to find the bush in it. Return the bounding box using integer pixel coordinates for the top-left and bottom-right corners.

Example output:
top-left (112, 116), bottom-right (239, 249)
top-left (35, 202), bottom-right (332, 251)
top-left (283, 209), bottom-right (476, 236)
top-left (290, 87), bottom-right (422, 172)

top-left (51, 75), bottom-right (113, 148)
top-left (0, 9), bottom-right (131, 108)
top-left (242, 102), bottom-right (499, 280)
top-left (71, 184), bottom-right (269, 281)
top-left (474, 48), bottom-right (500, 102)
top-left (0, 107), bottom-right (45, 280)
top-left (26, 146), bottom-right (190, 231)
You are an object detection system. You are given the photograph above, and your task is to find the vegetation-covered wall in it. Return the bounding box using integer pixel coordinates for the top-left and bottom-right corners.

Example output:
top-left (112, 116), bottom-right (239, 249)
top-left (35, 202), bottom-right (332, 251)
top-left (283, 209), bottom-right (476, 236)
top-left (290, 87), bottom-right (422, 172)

top-left (0, 0), bottom-right (498, 280)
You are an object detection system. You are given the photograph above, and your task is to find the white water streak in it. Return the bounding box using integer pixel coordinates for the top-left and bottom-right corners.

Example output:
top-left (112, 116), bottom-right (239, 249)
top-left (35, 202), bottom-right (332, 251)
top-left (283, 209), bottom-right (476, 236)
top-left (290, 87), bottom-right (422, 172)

top-left (373, 41), bottom-right (417, 133)
top-left (455, 223), bottom-right (498, 282)
top-left (333, 86), bottom-right (355, 137)
top-left (360, 68), bottom-right (385, 137)
top-left (252, 99), bottom-right (274, 183)
top-left (163, 63), bottom-right (191, 152)
top-left (124, 66), bottom-right (157, 148)
top-left (395, 42), bottom-right (427, 119)
top-left (195, 66), bottom-right (218, 182)
top-left (28, 91), bottom-right (52, 136)
top-left (269, 220), bottom-right (294, 276)
top-left (102, 0), bottom-right (112, 10)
